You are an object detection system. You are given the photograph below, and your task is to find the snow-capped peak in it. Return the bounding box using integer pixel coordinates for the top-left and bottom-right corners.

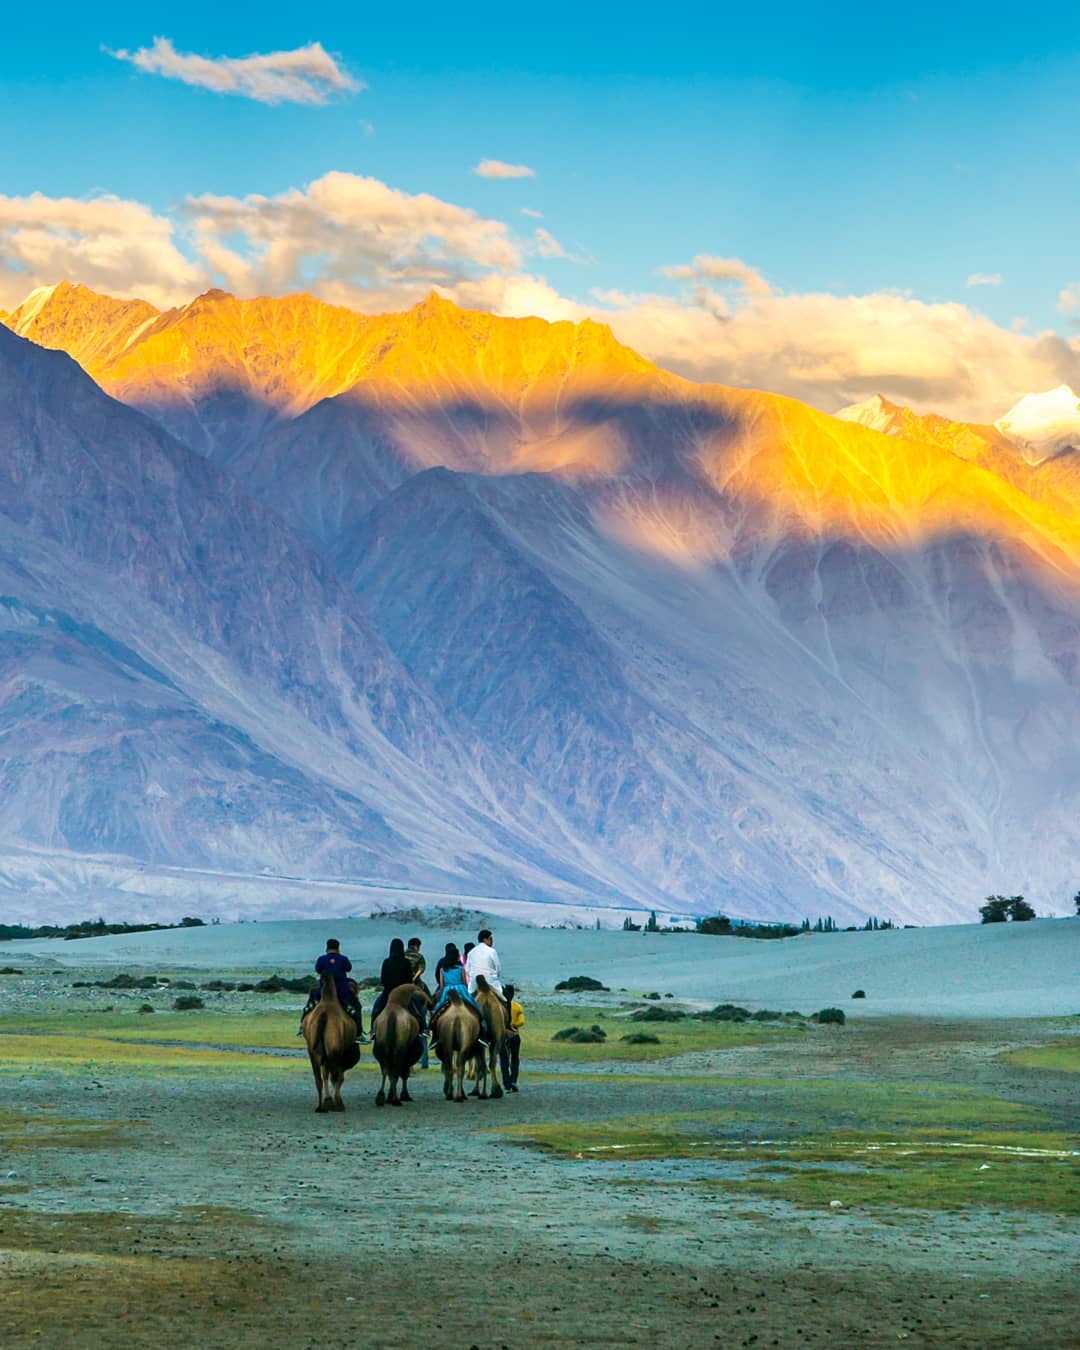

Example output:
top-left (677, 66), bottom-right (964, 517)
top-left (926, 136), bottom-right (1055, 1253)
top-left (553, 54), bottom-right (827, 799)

top-left (994, 385), bottom-right (1080, 465)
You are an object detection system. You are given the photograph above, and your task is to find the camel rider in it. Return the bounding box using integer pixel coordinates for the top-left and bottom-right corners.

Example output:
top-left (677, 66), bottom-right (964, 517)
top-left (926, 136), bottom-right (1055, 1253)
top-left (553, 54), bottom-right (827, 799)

top-left (464, 928), bottom-right (513, 1027)
top-left (369, 938), bottom-right (428, 1033)
top-left (429, 943), bottom-right (482, 1024)
top-left (405, 937), bottom-right (427, 988)
top-left (298, 938), bottom-right (365, 1037)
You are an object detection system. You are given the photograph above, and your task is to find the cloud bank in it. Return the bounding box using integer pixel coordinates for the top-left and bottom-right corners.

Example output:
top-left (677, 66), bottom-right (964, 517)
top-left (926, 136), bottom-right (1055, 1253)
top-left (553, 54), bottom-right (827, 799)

top-left (3, 175), bottom-right (1078, 424)
top-left (109, 37), bottom-right (360, 105)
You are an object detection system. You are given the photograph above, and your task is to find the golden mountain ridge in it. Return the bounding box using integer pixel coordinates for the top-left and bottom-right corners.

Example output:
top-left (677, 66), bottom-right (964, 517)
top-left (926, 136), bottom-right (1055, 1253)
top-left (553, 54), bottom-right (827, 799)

top-left (4, 281), bottom-right (1078, 580)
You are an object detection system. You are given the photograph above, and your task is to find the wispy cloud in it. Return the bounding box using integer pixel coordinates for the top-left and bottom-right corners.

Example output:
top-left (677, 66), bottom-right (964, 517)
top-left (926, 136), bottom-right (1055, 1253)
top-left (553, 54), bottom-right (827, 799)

top-left (966, 272), bottom-right (1002, 287)
top-left (1058, 284), bottom-right (1080, 314)
top-left (521, 207), bottom-right (544, 219)
top-left (108, 37), bottom-right (361, 106)
top-left (472, 159), bottom-right (536, 180)
top-left (660, 254), bottom-right (773, 297)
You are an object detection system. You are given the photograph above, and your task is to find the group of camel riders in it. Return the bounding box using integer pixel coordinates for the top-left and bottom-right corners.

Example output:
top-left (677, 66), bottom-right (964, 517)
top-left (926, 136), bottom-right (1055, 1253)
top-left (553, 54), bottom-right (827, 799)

top-left (299, 930), bottom-right (525, 1088)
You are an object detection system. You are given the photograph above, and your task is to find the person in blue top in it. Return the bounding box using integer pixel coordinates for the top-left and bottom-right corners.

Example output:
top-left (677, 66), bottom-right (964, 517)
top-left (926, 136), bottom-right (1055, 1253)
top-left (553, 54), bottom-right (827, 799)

top-left (298, 938), bottom-right (365, 1037)
top-left (428, 941), bottom-right (482, 1035)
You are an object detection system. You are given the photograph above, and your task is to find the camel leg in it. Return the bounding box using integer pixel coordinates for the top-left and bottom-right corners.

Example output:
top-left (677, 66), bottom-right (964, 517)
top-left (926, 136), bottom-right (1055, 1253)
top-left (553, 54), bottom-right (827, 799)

top-left (400, 1069), bottom-right (412, 1103)
top-left (443, 1053), bottom-right (453, 1100)
top-left (310, 1056), bottom-right (324, 1112)
top-left (489, 1044), bottom-right (504, 1099)
top-left (376, 1069), bottom-right (387, 1107)
top-left (389, 1074), bottom-right (403, 1107)
top-left (332, 1071), bottom-right (345, 1112)
top-left (454, 1050), bottom-right (467, 1103)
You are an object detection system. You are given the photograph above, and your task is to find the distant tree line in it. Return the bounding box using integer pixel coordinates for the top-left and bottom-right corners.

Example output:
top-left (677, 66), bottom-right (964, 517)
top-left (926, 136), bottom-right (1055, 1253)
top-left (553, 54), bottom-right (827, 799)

top-left (0, 916), bottom-right (206, 942)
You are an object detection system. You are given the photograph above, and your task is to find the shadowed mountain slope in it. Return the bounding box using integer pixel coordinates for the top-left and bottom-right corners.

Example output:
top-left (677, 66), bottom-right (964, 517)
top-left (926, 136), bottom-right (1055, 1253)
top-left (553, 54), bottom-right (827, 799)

top-left (3, 287), bottom-right (1080, 921)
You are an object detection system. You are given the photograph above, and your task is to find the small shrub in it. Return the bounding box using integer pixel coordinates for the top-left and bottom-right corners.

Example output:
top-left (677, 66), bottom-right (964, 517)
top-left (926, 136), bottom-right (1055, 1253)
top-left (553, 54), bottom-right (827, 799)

top-left (553, 1024), bottom-right (607, 1043)
top-left (253, 975), bottom-right (311, 994)
top-left (171, 979), bottom-right (196, 990)
top-left (172, 995), bottom-right (205, 1011)
top-left (202, 979), bottom-right (236, 991)
top-left (630, 1005), bottom-right (686, 1022)
top-left (696, 1003), bottom-right (750, 1022)
top-left (815, 1007), bottom-right (846, 1025)
top-left (0, 966), bottom-right (22, 975)
top-left (643, 991), bottom-right (661, 1000)
top-left (137, 1003), bottom-right (155, 1014)
top-left (750, 1009), bottom-right (784, 1021)
top-left (554, 976), bottom-right (609, 992)
top-left (620, 1032), bottom-right (661, 1044)
top-left (852, 989), bottom-right (866, 999)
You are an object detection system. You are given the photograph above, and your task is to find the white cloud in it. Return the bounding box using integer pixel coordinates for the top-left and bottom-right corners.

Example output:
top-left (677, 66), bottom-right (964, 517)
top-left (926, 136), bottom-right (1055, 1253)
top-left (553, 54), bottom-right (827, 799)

top-left (5, 173), bottom-right (1078, 425)
top-left (520, 207), bottom-right (544, 219)
top-left (1058, 284), bottom-right (1080, 314)
top-left (0, 191), bottom-right (205, 310)
top-left (660, 254), bottom-right (773, 297)
top-left (600, 284), bottom-right (1080, 423)
top-left (472, 160), bottom-right (536, 180)
top-left (966, 272), bottom-right (1002, 287)
top-left (184, 171), bottom-right (522, 299)
top-left (109, 37), bottom-right (360, 105)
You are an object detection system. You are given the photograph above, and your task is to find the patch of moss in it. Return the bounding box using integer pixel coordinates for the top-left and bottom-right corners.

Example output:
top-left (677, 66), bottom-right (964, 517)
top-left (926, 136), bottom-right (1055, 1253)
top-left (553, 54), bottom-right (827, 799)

top-left (1006, 1040), bottom-right (1080, 1074)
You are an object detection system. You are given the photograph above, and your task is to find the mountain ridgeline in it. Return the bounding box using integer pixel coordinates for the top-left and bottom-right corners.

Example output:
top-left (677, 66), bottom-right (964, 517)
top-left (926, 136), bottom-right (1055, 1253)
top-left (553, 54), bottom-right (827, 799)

top-left (2, 283), bottom-right (1079, 925)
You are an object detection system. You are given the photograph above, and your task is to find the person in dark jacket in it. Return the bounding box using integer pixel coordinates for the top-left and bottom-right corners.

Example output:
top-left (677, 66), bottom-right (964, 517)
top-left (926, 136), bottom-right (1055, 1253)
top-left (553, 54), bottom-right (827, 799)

top-left (369, 938), bottom-right (421, 1025)
top-left (298, 938), bottom-right (365, 1037)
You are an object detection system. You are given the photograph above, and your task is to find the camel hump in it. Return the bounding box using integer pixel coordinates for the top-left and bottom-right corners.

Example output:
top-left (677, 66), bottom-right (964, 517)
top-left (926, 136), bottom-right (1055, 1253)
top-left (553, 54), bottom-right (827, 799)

top-left (475, 974), bottom-right (490, 994)
top-left (320, 970), bottom-right (341, 1004)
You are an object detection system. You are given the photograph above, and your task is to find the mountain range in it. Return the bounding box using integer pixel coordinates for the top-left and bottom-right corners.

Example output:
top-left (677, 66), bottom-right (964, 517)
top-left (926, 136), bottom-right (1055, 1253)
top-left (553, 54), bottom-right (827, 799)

top-left (1, 282), bottom-right (1078, 925)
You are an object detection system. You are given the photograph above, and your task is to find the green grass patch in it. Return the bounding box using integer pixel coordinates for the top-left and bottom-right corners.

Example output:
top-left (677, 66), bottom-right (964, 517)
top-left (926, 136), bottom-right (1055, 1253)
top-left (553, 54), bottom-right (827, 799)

top-left (713, 1143), bottom-right (1080, 1215)
top-left (1006, 1040), bottom-right (1080, 1073)
top-left (499, 1077), bottom-right (1078, 1215)
top-left (0, 1010), bottom-right (299, 1050)
top-left (0, 1107), bottom-right (131, 1153)
top-left (0, 1030), bottom-right (298, 1074)
top-left (0, 1204), bottom-right (261, 1258)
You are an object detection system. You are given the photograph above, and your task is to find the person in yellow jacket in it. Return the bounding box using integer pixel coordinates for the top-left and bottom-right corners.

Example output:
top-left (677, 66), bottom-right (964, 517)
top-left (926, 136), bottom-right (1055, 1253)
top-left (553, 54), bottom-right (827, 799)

top-left (500, 983), bottom-right (525, 1091)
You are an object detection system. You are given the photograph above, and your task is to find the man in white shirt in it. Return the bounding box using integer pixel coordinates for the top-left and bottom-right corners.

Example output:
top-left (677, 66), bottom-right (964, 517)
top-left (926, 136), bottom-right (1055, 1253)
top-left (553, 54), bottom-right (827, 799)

top-left (464, 928), bottom-right (504, 998)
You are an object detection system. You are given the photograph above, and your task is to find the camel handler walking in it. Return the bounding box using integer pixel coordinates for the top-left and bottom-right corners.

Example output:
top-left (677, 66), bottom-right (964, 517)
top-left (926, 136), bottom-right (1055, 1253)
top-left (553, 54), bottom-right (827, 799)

top-left (298, 938), bottom-right (366, 1039)
top-left (500, 983), bottom-right (525, 1092)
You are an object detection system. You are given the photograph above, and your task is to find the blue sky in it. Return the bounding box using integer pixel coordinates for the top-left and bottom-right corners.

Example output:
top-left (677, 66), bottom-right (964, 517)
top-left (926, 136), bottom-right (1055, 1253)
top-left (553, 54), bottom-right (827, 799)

top-left (2, 5), bottom-right (1079, 418)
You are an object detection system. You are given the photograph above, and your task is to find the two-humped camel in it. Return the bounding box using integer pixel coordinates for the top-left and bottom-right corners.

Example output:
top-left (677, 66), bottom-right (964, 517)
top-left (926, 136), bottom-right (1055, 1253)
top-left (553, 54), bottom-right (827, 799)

top-left (301, 971), bottom-right (359, 1112)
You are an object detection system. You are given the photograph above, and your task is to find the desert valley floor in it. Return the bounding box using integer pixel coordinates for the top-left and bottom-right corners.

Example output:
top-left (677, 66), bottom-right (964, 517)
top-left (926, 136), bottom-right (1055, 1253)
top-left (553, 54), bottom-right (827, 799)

top-left (0, 918), bottom-right (1077, 1348)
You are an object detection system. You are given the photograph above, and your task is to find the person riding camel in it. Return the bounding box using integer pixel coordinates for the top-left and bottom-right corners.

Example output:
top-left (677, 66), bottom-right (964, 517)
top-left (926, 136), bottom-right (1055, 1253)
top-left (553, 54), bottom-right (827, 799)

top-left (370, 938), bottom-right (428, 1034)
top-left (427, 942), bottom-right (483, 1043)
top-left (464, 929), bottom-right (513, 1028)
top-left (405, 937), bottom-right (428, 989)
top-left (298, 938), bottom-right (365, 1038)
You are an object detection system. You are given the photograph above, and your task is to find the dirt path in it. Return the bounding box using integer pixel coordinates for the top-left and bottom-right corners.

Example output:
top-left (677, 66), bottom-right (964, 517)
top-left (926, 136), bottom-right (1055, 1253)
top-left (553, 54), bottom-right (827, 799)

top-left (2, 1016), bottom-right (1078, 1347)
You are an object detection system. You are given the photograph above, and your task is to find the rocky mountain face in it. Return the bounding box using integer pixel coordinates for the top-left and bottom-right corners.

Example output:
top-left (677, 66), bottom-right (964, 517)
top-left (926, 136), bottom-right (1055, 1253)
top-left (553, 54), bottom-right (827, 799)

top-left (3, 286), bottom-right (1079, 924)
